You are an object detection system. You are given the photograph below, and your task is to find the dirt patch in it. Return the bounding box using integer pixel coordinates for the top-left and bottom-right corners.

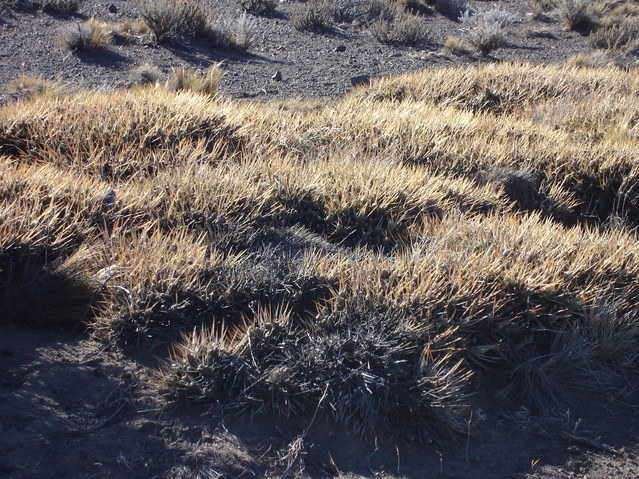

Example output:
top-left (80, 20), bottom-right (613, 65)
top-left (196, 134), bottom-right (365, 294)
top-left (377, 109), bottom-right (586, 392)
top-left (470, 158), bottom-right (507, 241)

top-left (0, 0), bottom-right (635, 103)
top-left (0, 325), bottom-right (637, 479)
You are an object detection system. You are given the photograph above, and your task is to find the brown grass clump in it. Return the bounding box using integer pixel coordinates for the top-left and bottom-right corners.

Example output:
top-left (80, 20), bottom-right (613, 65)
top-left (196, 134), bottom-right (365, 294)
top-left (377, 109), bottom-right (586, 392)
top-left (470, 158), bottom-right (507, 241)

top-left (589, 18), bottom-right (639, 49)
top-left (7, 74), bottom-right (66, 100)
top-left (4, 63), bottom-right (639, 437)
top-left (167, 64), bottom-right (223, 97)
top-left (57, 18), bottom-right (112, 51)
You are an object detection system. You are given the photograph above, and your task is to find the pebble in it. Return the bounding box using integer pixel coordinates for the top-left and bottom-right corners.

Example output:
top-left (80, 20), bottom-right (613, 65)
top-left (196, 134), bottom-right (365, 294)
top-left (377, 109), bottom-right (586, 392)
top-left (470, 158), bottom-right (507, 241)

top-left (108, 4), bottom-right (118, 14)
top-left (272, 70), bottom-right (282, 81)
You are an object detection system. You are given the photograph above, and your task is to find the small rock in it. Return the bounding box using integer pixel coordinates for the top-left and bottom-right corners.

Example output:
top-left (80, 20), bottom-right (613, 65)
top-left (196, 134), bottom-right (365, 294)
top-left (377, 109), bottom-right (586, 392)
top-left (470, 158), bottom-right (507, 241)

top-left (272, 70), bottom-right (282, 81)
top-left (335, 44), bottom-right (346, 52)
top-left (350, 75), bottom-right (370, 87)
top-left (108, 3), bottom-right (118, 13)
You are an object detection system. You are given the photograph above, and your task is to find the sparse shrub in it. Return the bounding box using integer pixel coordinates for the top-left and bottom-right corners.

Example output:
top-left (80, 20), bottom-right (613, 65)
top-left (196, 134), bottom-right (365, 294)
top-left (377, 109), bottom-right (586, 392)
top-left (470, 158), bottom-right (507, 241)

top-left (167, 64), bottom-right (223, 97)
top-left (7, 74), bottom-right (65, 100)
top-left (370, 10), bottom-right (427, 45)
top-left (589, 19), bottom-right (639, 50)
top-left (224, 11), bottom-right (258, 50)
top-left (460, 7), bottom-right (513, 56)
top-left (555, 0), bottom-right (592, 30)
top-left (293, 0), bottom-right (332, 31)
top-left (137, 0), bottom-right (210, 42)
top-left (239, 0), bottom-right (277, 16)
top-left (331, 0), bottom-right (396, 24)
top-left (57, 18), bottom-right (112, 51)
top-left (32, 0), bottom-right (84, 13)
top-left (531, 0), bottom-right (555, 19)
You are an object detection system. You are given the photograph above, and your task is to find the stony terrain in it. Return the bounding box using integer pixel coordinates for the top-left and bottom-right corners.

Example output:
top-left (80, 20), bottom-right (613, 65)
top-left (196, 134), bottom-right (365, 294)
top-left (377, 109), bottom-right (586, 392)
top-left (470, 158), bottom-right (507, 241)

top-left (0, 0), bottom-right (637, 101)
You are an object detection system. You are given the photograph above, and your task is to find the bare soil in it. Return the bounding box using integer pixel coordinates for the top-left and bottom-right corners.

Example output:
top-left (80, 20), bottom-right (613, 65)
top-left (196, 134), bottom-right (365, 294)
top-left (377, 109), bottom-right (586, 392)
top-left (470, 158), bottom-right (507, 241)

top-left (1, 1), bottom-right (639, 478)
top-left (0, 324), bottom-right (638, 478)
top-left (0, 0), bottom-right (636, 102)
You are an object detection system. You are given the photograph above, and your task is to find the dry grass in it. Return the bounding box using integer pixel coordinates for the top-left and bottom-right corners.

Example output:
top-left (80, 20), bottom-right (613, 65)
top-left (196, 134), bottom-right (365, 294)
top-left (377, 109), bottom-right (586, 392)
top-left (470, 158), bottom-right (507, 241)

top-left (3, 63), bottom-right (639, 437)
top-left (57, 18), bottom-right (112, 51)
top-left (167, 64), bottom-right (223, 97)
top-left (7, 74), bottom-right (66, 100)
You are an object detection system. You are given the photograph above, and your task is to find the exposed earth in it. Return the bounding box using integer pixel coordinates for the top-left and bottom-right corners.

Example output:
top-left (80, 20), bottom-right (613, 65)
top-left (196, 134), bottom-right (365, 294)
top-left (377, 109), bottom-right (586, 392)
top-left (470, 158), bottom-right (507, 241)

top-left (1, 324), bottom-right (638, 478)
top-left (1, 0), bottom-right (639, 478)
top-left (0, 0), bottom-right (637, 102)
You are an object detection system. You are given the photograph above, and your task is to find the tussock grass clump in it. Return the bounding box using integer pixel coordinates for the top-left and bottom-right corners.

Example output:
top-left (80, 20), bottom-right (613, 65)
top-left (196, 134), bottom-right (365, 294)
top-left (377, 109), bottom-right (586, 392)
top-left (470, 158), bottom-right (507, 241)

top-left (0, 89), bottom-right (242, 180)
top-left (57, 18), bottom-right (112, 51)
top-left (5, 63), bottom-right (639, 436)
top-left (7, 74), bottom-right (65, 101)
top-left (167, 64), bottom-right (223, 97)
top-left (160, 307), bottom-right (471, 437)
top-left (431, 0), bottom-right (466, 17)
top-left (589, 18), bottom-right (639, 50)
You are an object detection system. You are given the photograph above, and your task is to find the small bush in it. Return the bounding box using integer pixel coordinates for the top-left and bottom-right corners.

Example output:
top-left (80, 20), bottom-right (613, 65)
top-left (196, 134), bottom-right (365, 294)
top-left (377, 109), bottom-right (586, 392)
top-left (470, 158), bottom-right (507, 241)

top-left (167, 64), bottom-right (223, 97)
top-left (239, 0), bottom-right (277, 16)
top-left (555, 0), bottom-right (592, 31)
top-left (129, 64), bottom-right (163, 86)
top-left (57, 18), bottom-right (111, 51)
top-left (589, 19), bottom-right (639, 50)
top-left (332, 0), bottom-right (395, 24)
top-left (32, 0), bottom-right (84, 13)
top-left (293, 0), bottom-right (332, 31)
top-left (137, 0), bottom-right (209, 42)
top-left (370, 10), bottom-right (427, 45)
top-left (460, 7), bottom-right (513, 56)
top-left (227, 11), bottom-right (258, 50)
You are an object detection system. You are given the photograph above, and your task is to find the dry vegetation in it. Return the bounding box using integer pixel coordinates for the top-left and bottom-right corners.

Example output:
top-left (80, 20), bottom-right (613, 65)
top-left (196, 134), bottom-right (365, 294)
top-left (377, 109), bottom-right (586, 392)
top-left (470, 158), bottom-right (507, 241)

top-left (2, 62), bottom-right (639, 440)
